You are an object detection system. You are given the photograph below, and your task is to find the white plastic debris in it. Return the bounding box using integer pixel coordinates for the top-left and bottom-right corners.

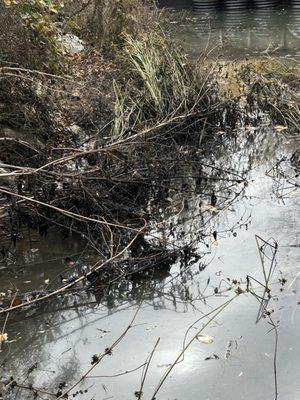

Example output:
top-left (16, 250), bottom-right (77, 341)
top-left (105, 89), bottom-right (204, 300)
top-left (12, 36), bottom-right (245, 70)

top-left (57, 34), bottom-right (84, 55)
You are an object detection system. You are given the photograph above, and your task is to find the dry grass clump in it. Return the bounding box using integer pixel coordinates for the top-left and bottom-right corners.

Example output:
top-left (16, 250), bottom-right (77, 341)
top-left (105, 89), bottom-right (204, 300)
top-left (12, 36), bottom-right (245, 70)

top-left (62, 0), bottom-right (160, 49)
top-left (218, 58), bottom-right (300, 130)
top-left (112, 33), bottom-right (225, 140)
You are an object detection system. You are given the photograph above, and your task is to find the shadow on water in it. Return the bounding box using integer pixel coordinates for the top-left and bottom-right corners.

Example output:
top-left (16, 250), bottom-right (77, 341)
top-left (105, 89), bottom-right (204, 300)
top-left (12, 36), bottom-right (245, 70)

top-left (1, 128), bottom-right (300, 399)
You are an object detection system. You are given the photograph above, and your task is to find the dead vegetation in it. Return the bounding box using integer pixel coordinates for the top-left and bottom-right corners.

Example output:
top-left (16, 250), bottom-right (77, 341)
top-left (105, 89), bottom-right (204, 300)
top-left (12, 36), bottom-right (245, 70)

top-left (0, 1), bottom-right (299, 287)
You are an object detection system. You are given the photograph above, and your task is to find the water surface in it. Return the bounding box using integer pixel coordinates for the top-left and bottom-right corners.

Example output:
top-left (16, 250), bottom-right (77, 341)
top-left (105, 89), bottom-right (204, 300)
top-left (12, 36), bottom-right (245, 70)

top-left (160, 1), bottom-right (300, 56)
top-left (1, 130), bottom-right (300, 400)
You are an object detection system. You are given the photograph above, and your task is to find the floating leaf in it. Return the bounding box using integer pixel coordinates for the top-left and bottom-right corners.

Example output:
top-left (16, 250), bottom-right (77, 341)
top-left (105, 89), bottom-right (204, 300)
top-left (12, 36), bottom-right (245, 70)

top-left (44, 279), bottom-right (50, 284)
top-left (274, 125), bottom-right (287, 132)
top-left (200, 204), bottom-right (218, 213)
top-left (211, 241), bottom-right (219, 248)
top-left (197, 334), bottom-right (214, 344)
top-left (0, 333), bottom-right (8, 342)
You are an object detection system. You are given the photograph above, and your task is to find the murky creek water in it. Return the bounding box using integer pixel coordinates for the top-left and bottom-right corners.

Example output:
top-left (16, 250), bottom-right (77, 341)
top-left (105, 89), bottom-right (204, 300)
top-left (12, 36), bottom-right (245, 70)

top-left (160, 1), bottom-right (300, 56)
top-left (1, 128), bottom-right (300, 399)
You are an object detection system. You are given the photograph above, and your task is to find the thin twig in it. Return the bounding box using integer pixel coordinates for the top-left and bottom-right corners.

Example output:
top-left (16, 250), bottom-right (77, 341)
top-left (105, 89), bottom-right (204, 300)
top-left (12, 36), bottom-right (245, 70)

top-left (56, 304), bottom-right (142, 399)
top-left (150, 295), bottom-right (237, 400)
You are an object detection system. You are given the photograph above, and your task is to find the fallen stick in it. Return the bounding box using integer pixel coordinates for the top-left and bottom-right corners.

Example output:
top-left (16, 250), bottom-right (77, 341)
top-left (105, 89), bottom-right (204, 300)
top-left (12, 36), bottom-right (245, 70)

top-left (56, 304), bottom-right (141, 399)
top-left (0, 187), bottom-right (146, 233)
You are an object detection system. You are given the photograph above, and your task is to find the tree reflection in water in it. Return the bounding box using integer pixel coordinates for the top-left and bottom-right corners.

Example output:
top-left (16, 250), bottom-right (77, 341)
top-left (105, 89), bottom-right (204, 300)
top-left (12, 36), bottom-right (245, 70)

top-left (0, 129), bottom-right (290, 399)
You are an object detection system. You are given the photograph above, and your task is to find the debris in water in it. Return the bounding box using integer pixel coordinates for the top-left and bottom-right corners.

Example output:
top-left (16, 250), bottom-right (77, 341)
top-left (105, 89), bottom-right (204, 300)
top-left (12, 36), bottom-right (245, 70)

top-left (196, 334), bottom-right (214, 344)
top-left (279, 277), bottom-right (287, 286)
top-left (61, 348), bottom-right (72, 355)
top-left (274, 125), bottom-right (287, 132)
top-left (211, 192), bottom-right (217, 206)
top-left (91, 354), bottom-right (99, 365)
top-left (102, 384), bottom-right (108, 392)
top-left (0, 333), bottom-right (8, 342)
top-left (235, 286), bottom-right (244, 295)
top-left (157, 364), bottom-right (172, 368)
top-left (262, 308), bottom-right (274, 317)
top-left (200, 204), bottom-right (219, 213)
top-left (6, 339), bottom-right (17, 343)
top-left (96, 328), bottom-right (110, 339)
top-left (205, 354), bottom-right (219, 360)
top-left (225, 340), bottom-right (232, 359)
top-left (146, 325), bottom-right (158, 331)
top-left (225, 338), bottom-right (241, 359)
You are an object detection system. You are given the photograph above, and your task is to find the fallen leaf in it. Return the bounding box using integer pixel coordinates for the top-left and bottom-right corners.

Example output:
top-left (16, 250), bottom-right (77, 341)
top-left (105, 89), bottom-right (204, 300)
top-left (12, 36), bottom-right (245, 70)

top-left (197, 334), bottom-right (214, 344)
top-left (44, 279), bottom-right (50, 284)
top-left (211, 241), bottom-right (219, 248)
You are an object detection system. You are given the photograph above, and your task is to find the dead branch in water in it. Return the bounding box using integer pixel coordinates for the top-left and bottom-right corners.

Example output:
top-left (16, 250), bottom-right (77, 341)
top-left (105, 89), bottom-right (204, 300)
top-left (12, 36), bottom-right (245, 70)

top-left (137, 338), bottom-right (160, 400)
top-left (56, 304), bottom-right (141, 400)
top-left (150, 295), bottom-right (237, 400)
top-left (0, 187), bottom-right (146, 233)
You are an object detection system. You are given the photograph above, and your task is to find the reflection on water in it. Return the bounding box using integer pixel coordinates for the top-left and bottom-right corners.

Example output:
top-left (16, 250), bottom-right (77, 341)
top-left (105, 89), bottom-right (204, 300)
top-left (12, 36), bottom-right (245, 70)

top-left (1, 130), bottom-right (300, 400)
top-left (159, 0), bottom-right (300, 54)
top-left (193, 8), bottom-right (299, 53)
top-left (0, 230), bottom-right (88, 293)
